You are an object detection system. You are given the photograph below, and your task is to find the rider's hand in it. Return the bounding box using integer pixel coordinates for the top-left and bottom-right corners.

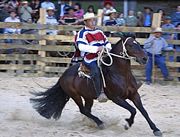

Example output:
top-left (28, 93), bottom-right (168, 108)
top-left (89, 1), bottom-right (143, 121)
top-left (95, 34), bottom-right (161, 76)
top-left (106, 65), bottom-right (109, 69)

top-left (97, 46), bottom-right (104, 52)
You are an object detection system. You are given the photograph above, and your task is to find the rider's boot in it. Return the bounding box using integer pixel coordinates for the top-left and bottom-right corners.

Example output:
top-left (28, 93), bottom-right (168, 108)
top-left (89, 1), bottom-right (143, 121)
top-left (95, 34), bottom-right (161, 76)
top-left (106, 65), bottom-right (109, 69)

top-left (92, 74), bottom-right (108, 103)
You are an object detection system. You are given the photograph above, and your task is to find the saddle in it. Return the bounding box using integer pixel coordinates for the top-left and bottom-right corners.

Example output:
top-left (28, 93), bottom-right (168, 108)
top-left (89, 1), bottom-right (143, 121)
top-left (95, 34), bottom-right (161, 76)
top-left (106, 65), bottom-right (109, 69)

top-left (78, 63), bottom-right (91, 78)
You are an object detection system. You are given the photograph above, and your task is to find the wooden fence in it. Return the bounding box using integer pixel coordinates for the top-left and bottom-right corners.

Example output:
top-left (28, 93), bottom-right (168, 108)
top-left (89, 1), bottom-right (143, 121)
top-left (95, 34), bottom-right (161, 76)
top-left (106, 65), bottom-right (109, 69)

top-left (0, 11), bottom-right (180, 82)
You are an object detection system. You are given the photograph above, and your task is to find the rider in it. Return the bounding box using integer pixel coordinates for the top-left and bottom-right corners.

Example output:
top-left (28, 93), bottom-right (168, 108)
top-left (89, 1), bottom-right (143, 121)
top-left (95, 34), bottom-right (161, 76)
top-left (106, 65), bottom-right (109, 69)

top-left (76, 12), bottom-right (112, 102)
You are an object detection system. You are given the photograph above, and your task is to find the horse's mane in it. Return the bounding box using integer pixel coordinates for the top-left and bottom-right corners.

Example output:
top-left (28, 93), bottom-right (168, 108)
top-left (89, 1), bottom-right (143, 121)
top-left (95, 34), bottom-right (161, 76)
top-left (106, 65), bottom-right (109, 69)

top-left (110, 38), bottom-right (122, 54)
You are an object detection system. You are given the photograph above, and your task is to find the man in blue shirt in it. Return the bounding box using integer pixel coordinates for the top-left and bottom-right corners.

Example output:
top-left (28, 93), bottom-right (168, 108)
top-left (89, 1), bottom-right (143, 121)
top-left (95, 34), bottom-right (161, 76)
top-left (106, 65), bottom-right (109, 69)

top-left (143, 7), bottom-right (153, 27)
top-left (144, 27), bottom-right (174, 84)
top-left (162, 16), bottom-right (175, 61)
top-left (171, 6), bottom-right (180, 26)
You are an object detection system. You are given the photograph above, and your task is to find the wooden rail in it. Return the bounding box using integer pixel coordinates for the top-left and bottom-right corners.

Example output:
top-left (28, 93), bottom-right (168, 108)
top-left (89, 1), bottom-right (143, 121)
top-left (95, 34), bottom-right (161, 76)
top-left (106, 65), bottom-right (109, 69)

top-left (0, 14), bottom-right (179, 82)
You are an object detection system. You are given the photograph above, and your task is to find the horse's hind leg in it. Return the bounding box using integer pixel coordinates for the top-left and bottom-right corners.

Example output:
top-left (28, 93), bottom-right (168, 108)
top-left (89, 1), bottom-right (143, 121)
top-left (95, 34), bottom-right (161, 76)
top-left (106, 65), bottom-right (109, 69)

top-left (112, 97), bottom-right (136, 129)
top-left (132, 93), bottom-right (162, 136)
top-left (72, 95), bottom-right (104, 129)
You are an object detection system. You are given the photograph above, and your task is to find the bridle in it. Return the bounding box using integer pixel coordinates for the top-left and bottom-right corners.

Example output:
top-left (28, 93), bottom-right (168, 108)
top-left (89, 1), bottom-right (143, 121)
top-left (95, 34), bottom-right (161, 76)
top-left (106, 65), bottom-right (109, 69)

top-left (97, 37), bottom-right (136, 87)
top-left (98, 37), bottom-right (136, 67)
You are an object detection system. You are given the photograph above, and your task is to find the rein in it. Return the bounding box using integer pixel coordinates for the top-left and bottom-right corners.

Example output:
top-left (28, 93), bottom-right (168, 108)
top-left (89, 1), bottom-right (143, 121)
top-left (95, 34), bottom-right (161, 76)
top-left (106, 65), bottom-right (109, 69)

top-left (97, 37), bottom-right (135, 87)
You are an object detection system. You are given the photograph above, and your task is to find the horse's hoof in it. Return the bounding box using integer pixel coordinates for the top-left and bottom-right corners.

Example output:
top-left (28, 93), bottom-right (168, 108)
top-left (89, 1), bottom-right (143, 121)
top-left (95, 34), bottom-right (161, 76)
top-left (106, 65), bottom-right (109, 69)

top-left (153, 130), bottom-right (163, 136)
top-left (124, 120), bottom-right (130, 130)
top-left (98, 123), bottom-right (105, 130)
top-left (124, 123), bottom-right (130, 130)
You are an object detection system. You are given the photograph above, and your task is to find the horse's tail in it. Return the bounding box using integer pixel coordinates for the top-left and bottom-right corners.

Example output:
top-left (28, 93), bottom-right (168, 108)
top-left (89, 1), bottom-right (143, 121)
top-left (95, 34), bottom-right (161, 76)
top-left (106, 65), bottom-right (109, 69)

top-left (30, 80), bottom-right (69, 120)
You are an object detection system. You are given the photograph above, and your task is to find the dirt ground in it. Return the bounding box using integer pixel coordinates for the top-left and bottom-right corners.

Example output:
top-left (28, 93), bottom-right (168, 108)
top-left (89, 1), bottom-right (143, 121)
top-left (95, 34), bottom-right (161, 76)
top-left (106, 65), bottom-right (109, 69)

top-left (0, 74), bottom-right (179, 137)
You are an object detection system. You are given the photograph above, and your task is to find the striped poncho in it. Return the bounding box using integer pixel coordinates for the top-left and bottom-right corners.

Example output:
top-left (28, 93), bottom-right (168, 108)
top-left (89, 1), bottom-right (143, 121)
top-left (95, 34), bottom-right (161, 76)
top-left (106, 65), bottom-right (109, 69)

top-left (76, 26), bottom-right (112, 63)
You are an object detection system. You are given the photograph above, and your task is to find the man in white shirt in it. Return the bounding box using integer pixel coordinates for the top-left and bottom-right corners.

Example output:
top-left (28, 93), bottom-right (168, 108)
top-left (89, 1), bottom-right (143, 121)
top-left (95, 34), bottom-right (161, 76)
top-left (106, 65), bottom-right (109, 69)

top-left (45, 7), bottom-right (58, 35)
top-left (41, 0), bottom-right (55, 10)
top-left (4, 10), bottom-right (21, 44)
top-left (4, 10), bottom-right (21, 34)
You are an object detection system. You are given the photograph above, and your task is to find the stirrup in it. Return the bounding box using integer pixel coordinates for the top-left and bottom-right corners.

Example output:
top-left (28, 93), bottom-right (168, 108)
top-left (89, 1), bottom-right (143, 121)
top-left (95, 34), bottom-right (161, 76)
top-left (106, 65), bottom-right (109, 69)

top-left (97, 92), bottom-right (108, 103)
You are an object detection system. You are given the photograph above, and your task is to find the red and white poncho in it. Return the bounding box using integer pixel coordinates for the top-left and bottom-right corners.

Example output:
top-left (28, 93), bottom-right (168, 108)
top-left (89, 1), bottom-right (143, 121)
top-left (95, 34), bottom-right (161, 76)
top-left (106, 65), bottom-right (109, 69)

top-left (76, 26), bottom-right (112, 63)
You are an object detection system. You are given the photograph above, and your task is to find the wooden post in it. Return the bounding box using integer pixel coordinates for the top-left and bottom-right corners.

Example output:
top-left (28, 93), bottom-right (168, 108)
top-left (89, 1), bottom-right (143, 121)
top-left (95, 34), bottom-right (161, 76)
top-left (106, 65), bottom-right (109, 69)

top-left (151, 13), bottom-right (162, 29)
top-left (97, 9), bottom-right (103, 26)
top-left (37, 8), bottom-right (46, 76)
top-left (151, 13), bottom-right (162, 83)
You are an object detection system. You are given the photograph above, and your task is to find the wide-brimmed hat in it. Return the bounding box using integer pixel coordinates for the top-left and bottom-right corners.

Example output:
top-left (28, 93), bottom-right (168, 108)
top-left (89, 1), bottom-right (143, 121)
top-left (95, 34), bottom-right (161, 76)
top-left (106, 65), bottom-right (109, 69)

top-left (106, 9), bottom-right (117, 16)
top-left (83, 13), bottom-right (97, 21)
top-left (153, 27), bottom-right (163, 33)
top-left (21, 1), bottom-right (28, 4)
top-left (47, 7), bottom-right (55, 11)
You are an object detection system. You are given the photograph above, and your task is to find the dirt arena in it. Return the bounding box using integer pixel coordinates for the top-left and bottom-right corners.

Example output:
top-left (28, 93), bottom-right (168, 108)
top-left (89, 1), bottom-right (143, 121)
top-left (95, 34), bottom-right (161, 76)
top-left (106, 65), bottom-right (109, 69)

top-left (0, 74), bottom-right (179, 137)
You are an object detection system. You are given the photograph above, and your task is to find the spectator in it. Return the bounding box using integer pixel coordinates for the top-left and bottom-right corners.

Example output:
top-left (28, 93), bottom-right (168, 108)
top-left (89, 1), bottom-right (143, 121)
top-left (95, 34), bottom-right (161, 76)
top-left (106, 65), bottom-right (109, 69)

top-left (171, 6), bottom-right (180, 26)
top-left (41, 0), bottom-right (55, 10)
top-left (19, 1), bottom-right (32, 22)
top-left (0, 3), bottom-right (10, 33)
top-left (162, 16), bottom-right (175, 61)
top-left (86, 5), bottom-right (96, 14)
top-left (59, 6), bottom-right (78, 25)
top-left (116, 13), bottom-right (126, 26)
top-left (144, 27), bottom-right (174, 84)
top-left (104, 9), bottom-right (117, 37)
top-left (4, 9), bottom-right (20, 52)
top-left (4, 10), bottom-right (20, 35)
top-left (174, 23), bottom-right (180, 81)
top-left (137, 11), bottom-right (144, 27)
top-left (30, 0), bottom-right (40, 23)
top-left (103, 0), bottom-right (116, 24)
top-left (157, 9), bottom-right (165, 25)
top-left (1, 2), bottom-right (13, 13)
top-left (126, 10), bottom-right (138, 27)
top-left (74, 3), bottom-right (84, 19)
top-left (8, 0), bottom-right (19, 11)
top-left (143, 7), bottom-right (153, 27)
top-left (104, 9), bottom-right (117, 26)
top-left (45, 7), bottom-right (58, 35)
top-left (57, 0), bottom-right (70, 19)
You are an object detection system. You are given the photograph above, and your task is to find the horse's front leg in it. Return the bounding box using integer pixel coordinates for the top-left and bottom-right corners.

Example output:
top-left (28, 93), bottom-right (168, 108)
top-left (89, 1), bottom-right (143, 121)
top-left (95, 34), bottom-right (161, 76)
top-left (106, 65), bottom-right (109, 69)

top-left (112, 97), bottom-right (137, 129)
top-left (132, 93), bottom-right (162, 136)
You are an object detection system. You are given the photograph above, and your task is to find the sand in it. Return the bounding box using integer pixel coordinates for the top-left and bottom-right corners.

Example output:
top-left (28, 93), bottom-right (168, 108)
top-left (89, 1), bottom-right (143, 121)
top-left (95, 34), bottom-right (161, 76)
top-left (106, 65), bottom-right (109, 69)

top-left (0, 74), bottom-right (179, 137)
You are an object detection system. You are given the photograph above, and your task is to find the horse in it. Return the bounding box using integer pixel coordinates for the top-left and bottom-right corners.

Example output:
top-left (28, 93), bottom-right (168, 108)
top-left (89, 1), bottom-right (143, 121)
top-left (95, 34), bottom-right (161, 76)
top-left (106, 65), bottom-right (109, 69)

top-left (30, 34), bottom-right (162, 136)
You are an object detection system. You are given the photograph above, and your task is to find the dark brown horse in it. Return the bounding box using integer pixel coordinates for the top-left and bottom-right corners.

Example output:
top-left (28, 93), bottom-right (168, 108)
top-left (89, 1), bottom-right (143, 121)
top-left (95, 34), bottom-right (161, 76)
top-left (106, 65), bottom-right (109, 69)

top-left (30, 34), bottom-right (162, 136)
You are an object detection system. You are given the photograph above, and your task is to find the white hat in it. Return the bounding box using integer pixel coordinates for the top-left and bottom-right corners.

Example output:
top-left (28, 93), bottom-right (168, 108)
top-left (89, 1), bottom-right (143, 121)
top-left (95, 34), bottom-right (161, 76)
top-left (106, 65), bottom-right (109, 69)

top-left (22, 1), bottom-right (28, 3)
top-left (83, 13), bottom-right (97, 21)
top-left (106, 9), bottom-right (117, 16)
top-left (47, 7), bottom-right (55, 11)
top-left (153, 27), bottom-right (163, 33)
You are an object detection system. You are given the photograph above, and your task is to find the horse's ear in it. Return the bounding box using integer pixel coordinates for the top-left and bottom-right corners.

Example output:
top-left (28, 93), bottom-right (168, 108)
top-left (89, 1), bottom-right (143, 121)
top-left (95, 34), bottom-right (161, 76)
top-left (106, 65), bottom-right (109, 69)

top-left (118, 32), bottom-right (126, 41)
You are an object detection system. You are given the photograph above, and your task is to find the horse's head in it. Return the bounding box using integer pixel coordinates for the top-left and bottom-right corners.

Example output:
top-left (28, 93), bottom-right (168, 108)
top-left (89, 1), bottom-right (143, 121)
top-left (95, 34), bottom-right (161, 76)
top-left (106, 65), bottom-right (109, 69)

top-left (114, 33), bottom-right (147, 64)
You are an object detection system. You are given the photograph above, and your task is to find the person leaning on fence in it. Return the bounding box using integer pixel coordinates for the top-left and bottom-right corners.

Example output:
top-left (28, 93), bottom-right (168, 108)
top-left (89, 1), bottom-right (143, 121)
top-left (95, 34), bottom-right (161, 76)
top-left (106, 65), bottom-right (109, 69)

top-left (171, 6), bottom-right (180, 26)
top-left (45, 7), bottom-right (58, 35)
top-left (19, 1), bottom-right (33, 22)
top-left (104, 9), bottom-right (117, 37)
top-left (125, 10), bottom-right (138, 27)
top-left (161, 16), bottom-right (175, 61)
top-left (4, 10), bottom-right (20, 42)
top-left (75, 12), bottom-right (112, 102)
top-left (144, 27), bottom-right (174, 85)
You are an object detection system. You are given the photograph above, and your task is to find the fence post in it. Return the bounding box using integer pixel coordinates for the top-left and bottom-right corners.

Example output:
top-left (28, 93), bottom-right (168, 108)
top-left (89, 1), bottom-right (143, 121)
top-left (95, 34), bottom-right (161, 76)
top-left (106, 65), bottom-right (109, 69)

top-left (97, 9), bottom-right (103, 26)
top-left (151, 13), bottom-right (162, 83)
top-left (37, 8), bottom-right (46, 76)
